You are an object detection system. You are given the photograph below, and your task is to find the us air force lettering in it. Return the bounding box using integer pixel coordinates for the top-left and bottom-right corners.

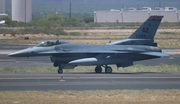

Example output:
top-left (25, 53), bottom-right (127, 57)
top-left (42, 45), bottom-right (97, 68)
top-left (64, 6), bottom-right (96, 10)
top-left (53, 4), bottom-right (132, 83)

top-left (9, 16), bottom-right (168, 74)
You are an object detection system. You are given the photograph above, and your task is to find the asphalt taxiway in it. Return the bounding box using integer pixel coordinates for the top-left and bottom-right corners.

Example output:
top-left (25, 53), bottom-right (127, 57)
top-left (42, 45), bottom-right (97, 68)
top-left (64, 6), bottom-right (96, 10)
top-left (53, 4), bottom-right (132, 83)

top-left (0, 72), bottom-right (180, 91)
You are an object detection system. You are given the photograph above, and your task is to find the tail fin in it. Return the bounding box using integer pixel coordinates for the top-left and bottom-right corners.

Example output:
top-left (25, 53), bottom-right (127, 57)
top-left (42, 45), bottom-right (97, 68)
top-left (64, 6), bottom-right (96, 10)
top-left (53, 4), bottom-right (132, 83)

top-left (109, 15), bottom-right (163, 46)
top-left (129, 15), bottom-right (163, 39)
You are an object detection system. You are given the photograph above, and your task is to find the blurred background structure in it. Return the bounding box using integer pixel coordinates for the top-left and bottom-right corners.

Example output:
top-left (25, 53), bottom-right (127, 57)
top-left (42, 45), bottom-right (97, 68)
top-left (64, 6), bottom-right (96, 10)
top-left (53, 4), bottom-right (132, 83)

top-left (0, 0), bottom-right (8, 20)
top-left (12, 0), bottom-right (32, 22)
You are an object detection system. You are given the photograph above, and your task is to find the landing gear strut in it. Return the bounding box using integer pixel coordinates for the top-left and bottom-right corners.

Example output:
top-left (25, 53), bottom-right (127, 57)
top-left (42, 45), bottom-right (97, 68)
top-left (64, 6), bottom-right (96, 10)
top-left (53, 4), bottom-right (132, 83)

top-left (58, 65), bottom-right (63, 74)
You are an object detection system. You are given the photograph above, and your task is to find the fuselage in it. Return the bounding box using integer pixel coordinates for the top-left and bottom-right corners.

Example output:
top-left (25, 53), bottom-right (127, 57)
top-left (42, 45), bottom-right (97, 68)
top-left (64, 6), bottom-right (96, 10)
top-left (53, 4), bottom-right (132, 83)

top-left (9, 42), bottom-right (161, 65)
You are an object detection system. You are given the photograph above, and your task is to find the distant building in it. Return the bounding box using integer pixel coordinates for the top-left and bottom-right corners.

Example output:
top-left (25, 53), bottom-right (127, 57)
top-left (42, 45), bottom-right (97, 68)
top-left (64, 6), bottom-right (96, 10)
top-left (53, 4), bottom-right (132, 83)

top-left (128, 7), bottom-right (137, 11)
top-left (94, 11), bottom-right (122, 23)
top-left (110, 9), bottom-right (120, 11)
top-left (154, 7), bottom-right (164, 11)
top-left (12, 0), bottom-right (32, 22)
top-left (94, 10), bottom-right (180, 23)
top-left (142, 7), bottom-right (152, 11)
top-left (165, 7), bottom-right (177, 11)
top-left (0, 0), bottom-right (8, 20)
top-left (0, 14), bottom-right (8, 20)
top-left (0, 0), bottom-right (5, 14)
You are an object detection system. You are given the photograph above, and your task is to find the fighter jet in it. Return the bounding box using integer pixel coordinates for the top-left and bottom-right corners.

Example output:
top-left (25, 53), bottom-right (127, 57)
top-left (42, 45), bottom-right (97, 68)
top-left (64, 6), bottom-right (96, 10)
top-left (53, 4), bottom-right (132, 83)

top-left (9, 15), bottom-right (168, 74)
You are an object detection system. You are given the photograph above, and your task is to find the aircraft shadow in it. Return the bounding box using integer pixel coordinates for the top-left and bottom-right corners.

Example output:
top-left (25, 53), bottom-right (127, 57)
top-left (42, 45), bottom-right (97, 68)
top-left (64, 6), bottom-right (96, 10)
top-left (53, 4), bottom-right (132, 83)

top-left (64, 72), bottom-right (170, 75)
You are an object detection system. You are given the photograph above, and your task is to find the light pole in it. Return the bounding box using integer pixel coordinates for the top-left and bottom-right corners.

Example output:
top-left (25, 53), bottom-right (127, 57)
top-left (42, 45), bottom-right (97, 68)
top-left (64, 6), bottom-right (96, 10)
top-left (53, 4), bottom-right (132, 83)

top-left (94, 12), bottom-right (97, 23)
top-left (120, 12), bottom-right (123, 23)
top-left (148, 11), bottom-right (150, 17)
top-left (176, 11), bottom-right (179, 22)
top-left (25, 0), bottom-right (26, 23)
top-left (69, 2), bottom-right (71, 18)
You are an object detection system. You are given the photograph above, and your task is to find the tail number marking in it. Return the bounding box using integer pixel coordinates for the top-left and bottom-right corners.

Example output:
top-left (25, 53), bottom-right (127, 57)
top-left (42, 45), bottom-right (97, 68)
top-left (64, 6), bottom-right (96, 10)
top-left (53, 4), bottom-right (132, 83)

top-left (142, 28), bottom-right (149, 33)
top-left (136, 34), bottom-right (146, 38)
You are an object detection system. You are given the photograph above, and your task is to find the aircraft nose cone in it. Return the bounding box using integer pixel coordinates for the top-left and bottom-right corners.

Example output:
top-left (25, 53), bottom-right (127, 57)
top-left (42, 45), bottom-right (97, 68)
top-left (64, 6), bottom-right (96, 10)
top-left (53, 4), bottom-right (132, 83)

top-left (8, 51), bottom-right (25, 57)
top-left (8, 52), bottom-right (17, 57)
top-left (8, 48), bottom-right (31, 57)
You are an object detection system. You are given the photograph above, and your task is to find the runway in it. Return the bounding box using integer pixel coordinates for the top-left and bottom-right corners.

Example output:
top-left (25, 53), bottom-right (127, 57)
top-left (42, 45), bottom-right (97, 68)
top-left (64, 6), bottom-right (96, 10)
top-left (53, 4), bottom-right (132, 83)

top-left (0, 72), bottom-right (180, 91)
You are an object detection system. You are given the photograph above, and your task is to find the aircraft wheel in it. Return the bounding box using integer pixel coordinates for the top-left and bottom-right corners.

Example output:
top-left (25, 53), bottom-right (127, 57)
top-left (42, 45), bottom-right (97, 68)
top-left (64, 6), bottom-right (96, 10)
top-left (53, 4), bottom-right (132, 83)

top-left (53, 63), bottom-right (58, 67)
top-left (95, 66), bottom-right (102, 73)
top-left (58, 67), bottom-right (63, 74)
top-left (105, 66), bottom-right (112, 73)
top-left (58, 69), bottom-right (63, 74)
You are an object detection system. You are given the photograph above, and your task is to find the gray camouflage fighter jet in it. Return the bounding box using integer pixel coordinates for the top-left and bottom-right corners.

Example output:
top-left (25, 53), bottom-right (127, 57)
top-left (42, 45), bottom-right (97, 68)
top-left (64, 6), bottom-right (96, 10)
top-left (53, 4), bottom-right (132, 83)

top-left (9, 15), bottom-right (168, 74)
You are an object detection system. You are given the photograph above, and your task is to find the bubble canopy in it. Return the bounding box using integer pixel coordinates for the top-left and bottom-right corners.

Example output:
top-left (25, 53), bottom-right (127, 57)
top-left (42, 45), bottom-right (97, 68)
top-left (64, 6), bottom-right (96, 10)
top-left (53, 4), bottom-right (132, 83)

top-left (35, 40), bottom-right (68, 47)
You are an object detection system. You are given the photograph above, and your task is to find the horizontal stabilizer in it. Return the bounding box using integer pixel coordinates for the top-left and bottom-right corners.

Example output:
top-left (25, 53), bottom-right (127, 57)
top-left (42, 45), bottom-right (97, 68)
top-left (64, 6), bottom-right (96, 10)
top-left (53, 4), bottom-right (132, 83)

top-left (141, 52), bottom-right (169, 57)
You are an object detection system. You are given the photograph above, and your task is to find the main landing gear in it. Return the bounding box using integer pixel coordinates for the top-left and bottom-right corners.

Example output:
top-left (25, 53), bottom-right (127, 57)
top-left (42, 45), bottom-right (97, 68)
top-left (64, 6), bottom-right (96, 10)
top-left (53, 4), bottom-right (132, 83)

top-left (95, 66), bottom-right (102, 73)
top-left (95, 65), bottom-right (112, 74)
top-left (105, 66), bottom-right (112, 73)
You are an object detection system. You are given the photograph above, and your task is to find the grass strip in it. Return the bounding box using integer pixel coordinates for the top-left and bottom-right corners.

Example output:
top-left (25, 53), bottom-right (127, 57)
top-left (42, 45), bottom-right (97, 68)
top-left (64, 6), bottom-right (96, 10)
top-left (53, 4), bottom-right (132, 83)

top-left (1, 64), bottom-right (180, 73)
top-left (0, 89), bottom-right (180, 104)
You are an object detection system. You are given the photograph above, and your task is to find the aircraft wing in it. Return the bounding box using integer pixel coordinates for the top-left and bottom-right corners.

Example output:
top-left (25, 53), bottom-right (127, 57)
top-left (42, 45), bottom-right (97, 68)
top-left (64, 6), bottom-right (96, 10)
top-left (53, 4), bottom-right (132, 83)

top-left (39, 50), bottom-right (133, 55)
top-left (140, 52), bottom-right (169, 57)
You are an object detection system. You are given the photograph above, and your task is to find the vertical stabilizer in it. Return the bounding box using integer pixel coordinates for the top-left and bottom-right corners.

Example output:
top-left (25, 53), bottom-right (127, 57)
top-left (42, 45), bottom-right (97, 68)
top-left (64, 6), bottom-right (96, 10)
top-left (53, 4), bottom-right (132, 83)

top-left (129, 15), bottom-right (163, 39)
top-left (109, 16), bottom-right (163, 46)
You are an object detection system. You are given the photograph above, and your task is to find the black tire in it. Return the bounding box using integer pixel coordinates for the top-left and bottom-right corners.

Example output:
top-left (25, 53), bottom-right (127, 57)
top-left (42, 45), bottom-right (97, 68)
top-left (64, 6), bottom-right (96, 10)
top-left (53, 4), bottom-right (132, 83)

top-left (58, 68), bottom-right (63, 74)
top-left (95, 66), bottom-right (102, 73)
top-left (105, 66), bottom-right (112, 73)
top-left (53, 63), bottom-right (58, 67)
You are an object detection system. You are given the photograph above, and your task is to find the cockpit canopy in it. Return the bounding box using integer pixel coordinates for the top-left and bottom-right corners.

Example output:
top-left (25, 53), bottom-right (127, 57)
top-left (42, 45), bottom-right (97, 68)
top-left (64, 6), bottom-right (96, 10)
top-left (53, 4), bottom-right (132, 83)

top-left (36, 40), bottom-right (68, 47)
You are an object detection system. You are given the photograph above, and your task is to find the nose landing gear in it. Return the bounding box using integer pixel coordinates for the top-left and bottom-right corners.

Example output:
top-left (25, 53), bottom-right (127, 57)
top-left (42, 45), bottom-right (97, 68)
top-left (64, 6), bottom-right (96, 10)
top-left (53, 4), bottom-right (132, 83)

top-left (58, 66), bottom-right (63, 74)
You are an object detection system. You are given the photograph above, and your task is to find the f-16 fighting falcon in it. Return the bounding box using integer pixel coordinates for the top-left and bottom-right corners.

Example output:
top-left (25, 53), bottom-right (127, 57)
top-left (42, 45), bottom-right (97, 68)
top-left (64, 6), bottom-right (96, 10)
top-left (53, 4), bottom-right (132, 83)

top-left (9, 15), bottom-right (168, 74)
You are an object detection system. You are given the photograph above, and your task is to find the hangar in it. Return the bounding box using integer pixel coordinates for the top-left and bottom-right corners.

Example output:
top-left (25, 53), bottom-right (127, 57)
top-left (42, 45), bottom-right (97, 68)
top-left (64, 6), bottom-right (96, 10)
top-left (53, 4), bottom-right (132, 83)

top-left (94, 8), bottom-right (180, 23)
